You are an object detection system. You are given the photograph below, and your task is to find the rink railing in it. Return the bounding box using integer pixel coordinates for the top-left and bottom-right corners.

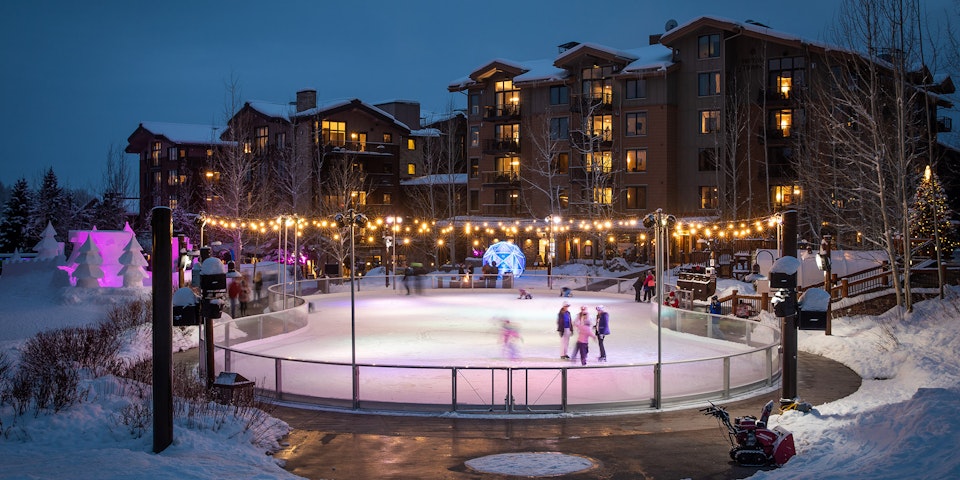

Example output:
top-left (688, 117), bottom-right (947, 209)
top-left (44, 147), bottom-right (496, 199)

top-left (213, 278), bottom-right (782, 415)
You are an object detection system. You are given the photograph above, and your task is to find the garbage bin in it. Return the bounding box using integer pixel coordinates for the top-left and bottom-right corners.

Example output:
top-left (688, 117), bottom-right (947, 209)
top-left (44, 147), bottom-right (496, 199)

top-left (502, 273), bottom-right (513, 289)
top-left (212, 372), bottom-right (255, 405)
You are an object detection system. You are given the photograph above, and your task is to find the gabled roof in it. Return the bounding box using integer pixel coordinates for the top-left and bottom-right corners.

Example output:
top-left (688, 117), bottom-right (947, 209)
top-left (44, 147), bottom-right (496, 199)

top-left (245, 100), bottom-right (295, 120)
top-left (659, 15), bottom-right (823, 51)
top-left (291, 98), bottom-right (411, 133)
top-left (553, 42), bottom-right (639, 69)
top-left (400, 173), bottom-right (467, 186)
top-left (125, 122), bottom-right (225, 153)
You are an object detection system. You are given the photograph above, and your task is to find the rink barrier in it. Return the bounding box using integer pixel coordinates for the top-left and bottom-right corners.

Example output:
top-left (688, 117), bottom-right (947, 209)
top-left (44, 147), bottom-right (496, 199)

top-left (212, 276), bottom-right (783, 415)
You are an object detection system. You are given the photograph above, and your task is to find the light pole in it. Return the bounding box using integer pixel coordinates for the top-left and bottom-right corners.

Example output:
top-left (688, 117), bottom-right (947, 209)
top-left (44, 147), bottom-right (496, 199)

top-left (385, 216), bottom-right (402, 290)
top-left (817, 234), bottom-right (833, 335)
top-left (545, 215), bottom-right (561, 289)
top-left (643, 208), bottom-right (676, 409)
top-left (335, 208), bottom-right (368, 410)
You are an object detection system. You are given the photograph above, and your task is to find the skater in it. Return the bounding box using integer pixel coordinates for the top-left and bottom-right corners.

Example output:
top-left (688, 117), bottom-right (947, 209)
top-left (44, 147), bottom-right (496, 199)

top-left (664, 291), bottom-right (679, 308)
top-left (574, 308), bottom-right (597, 366)
top-left (556, 302), bottom-right (573, 359)
top-left (633, 276), bottom-right (644, 302)
top-left (500, 318), bottom-right (522, 361)
top-left (403, 265), bottom-right (413, 295)
top-left (253, 271), bottom-right (263, 301)
top-left (570, 305), bottom-right (591, 362)
top-left (560, 286), bottom-right (572, 297)
top-left (227, 276), bottom-right (241, 317)
top-left (518, 288), bottom-right (532, 299)
top-left (238, 275), bottom-right (251, 316)
top-left (642, 272), bottom-right (656, 302)
top-left (594, 305), bottom-right (610, 362)
top-left (709, 296), bottom-right (724, 338)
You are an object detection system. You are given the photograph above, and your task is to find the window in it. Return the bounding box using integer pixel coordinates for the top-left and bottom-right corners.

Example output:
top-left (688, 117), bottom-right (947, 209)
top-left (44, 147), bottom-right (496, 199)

top-left (151, 142), bottom-right (161, 166)
top-left (772, 185), bottom-right (802, 207)
top-left (626, 149), bottom-right (647, 172)
top-left (626, 112), bottom-right (647, 136)
top-left (255, 126), bottom-right (268, 153)
top-left (351, 191), bottom-right (367, 206)
top-left (582, 66), bottom-right (614, 104)
top-left (495, 124), bottom-right (520, 146)
top-left (625, 78), bottom-right (646, 99)
top-left (167, 147), bottom-right (177, 161)
top-left (168, 196), bottom-right (178, 210)
top-left (469, 93), bottom-right (481, 116)
top-left (322, 120), bottom-right (346, 145)
top-left (700, 186), bottom-right (719, 209)
top-left (167, 170), bottom-right (179, 186)
top-left (772, 109), bottom-right (793, 137)
top-left (383, 163), bottom-right (393, 174)
top-left (700, 110), bottom-right (720, 134)
top-left (275, 132), bottom-right (286, 149)
top-left (698, 34), bottom-right (720, 59)
top-left (383, 132), bottom-right (393, 143)
top-left (550, 85), bottom-right (569, 105)
top-left (469, 190), bottom-right (479, 211)
top-left (495, 156), bottom-right (520, 179)
top-left (407, 138), bottom-right (416, 150)
top-left (625, 186), bottom-right (646, 209)
top-left (769, 57), bottom-right (805, 99)
top-left (495, 80), bottom-right (520, 115)
top-left (554, 152), bottom-right (569, 174)
top-left (353, 132), bottom-right (367, 151)
top-left (558, 189), bottom-right (569, 208)
top-left (585, 151), bottom-right (612, 173)
top-left (153, 171), bottom-right (162, 187)
top-left (550, 117), bottom-right (569, 139)
top-left (593, 187), bottom-right (613, 205)
top-left (698, 71), bottom-right (720, 96)
top-left (243, 140), bottom-right (253, 154)
top-left (470, 126), bottom-right (479, 147)
top-left (470, 158), bottom-right (479, 178)
top-left (383, 192), bottom-right (392, 205)
top-left (698, 148), bottom-right (718, 171)
top-left (592, 115), bottom-right (612, 141)
top-left (407, 163), bottom-right (416, 175)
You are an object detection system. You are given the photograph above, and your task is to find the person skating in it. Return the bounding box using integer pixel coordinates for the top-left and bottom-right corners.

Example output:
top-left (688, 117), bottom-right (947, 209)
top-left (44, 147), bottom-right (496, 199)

top-left (556, 302), bottom-right (573, 359)
top-left (574, 309), bottom-right (597, 366)
top-left (633, 276), bottom-right (644, 302)
top-left (594, 305), bottom-right (610, 362)
top-left (570, 305), bottom-right (591, 363)
top-left (642, 272), bottom-right (656, 302)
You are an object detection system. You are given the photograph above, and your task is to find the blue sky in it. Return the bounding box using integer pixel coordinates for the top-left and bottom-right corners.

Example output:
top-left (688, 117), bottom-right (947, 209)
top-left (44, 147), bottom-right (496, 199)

top-left (0, 0), bottom-right (955, 193)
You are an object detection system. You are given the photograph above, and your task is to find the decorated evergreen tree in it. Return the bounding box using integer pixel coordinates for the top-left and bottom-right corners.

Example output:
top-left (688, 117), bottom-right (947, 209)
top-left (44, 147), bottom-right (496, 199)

top-left (117, 236), bottom-right (149, 287)
top-left (909, 167), bottom-right (960, 258)
top-left (72, 236), bottom-right (104, 288)
top-left (0, 178), bottom-right (32, 252)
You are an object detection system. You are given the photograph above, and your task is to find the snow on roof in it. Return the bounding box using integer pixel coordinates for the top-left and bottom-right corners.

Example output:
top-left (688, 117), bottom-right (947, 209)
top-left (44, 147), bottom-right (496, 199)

top-left (770, 255), bottom-right (801, 275)
top-left (139, 122), bottom-right (226, 145)
top-left (798, 287), bottom-right (831, 311)
top-left (411, 128), bottom-right (441, 137)
top-left (620, 45), bottom-right (674, 74)
top-left (555, 42), bottom-right (639, 64)
top-left (513, 58), bottom-right (568, 84)
top-left (290, 98), bottom-right (410, 131)
top-left (247, 100), bottom-right (294, 120)
top-left (400, 173), bottom-right (467, 186)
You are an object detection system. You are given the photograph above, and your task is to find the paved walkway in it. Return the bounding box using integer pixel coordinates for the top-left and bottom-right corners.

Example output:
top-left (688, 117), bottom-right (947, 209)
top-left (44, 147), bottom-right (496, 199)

top-left (266, 351), bottom-right (860, 479)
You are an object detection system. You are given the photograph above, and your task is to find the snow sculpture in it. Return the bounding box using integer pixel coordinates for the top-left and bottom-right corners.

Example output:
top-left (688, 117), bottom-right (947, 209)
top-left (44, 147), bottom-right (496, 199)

top-left (482, 241), bottom-right (526, 278)
top-left (117, 236), bottom-right (149, 287)
top-left (34, 221), bottom-right (63, 261)
top-left (72, 236), bottom-right (105, 288)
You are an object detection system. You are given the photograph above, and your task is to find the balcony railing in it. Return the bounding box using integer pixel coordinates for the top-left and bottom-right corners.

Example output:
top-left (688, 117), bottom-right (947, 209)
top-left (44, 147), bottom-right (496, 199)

top-left (480, 203), bottom-right (521, 216)
top-left (481, 170), bottom-right (521, 185)
top-left (484, 104), bottom-right (521, 120)
top-left (483, 138), bottom-right (521, 154)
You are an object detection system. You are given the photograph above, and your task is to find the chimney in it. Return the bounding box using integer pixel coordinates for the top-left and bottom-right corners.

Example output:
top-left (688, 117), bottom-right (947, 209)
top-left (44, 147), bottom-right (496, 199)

top-left (649, 34), bottom-right (662, 45)
top-left (296, 90), bottom-right (317, 113)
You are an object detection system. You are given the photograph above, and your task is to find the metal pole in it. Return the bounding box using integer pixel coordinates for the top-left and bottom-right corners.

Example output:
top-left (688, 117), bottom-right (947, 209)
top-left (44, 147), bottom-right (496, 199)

top-left (780, 209), bottom-right (799, 403)
top-left (151, 207), bottom-right (173, 453)
top-left (350, 219), bottom-right (359, 409)
top-left (654, 210), bottom-right (663, 409)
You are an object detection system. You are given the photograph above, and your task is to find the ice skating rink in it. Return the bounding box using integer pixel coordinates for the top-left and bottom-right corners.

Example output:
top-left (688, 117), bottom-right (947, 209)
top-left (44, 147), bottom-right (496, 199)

top-left (216, 288), bottom-right (777, 411)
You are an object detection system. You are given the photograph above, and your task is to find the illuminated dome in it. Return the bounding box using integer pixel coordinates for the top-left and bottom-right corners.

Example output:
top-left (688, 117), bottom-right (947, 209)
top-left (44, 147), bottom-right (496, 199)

top-left (482, 241), bottom-right (525, 277)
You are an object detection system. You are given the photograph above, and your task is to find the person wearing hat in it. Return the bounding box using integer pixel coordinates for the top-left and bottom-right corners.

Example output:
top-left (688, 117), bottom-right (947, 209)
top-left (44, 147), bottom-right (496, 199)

top-left (573, 306), bottom-right (596, 366)
top-left (709, 296), bottom-right (722, 315)
top-left (556, 302), bottom-right (574, 359)
top-left (594, 305), bottom-right (610, 362)
top-left (664, 291), bottom-right (679, 308)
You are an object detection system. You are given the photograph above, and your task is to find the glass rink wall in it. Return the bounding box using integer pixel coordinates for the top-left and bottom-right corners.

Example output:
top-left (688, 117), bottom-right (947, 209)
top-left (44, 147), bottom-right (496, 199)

top-left (213, 276), bottom-right (782, 415)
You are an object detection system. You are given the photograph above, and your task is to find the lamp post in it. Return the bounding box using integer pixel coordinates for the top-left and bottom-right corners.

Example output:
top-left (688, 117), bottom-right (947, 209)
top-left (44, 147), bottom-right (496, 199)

top-left (335, 208), bottom-right (368, 409)
top-left (643, 208), bottom-right (676, 409)
top-left (817, 234), bottom-right (832, 336)
top-left (385, 216), bottom-right (402, 290)
top-left (545, 215), bottom-right (561, 289)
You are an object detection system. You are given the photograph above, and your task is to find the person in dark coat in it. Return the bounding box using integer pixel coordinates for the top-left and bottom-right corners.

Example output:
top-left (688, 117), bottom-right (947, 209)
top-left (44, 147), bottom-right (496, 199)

top-left (594, 305), bottom-right (610, 362)
top-left (633, 276), bottom-right (644, 302)
top-left (556, 302), bottom-right (573, 359)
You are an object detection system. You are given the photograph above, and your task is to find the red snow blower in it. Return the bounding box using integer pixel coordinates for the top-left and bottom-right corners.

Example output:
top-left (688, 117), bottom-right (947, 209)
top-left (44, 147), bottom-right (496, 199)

top-left (700, 400), bottom-right (796, 467)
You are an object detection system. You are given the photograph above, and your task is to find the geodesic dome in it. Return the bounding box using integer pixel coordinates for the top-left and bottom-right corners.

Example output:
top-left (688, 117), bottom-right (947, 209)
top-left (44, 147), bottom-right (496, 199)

top-left (482, 241), bottom-right (525, 277)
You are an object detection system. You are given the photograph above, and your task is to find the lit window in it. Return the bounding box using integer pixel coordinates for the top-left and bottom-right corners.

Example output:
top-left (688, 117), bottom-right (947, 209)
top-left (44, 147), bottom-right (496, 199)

top-left (470, 158), bottom-right (479, 178)
top-left (592, 115), bottom-right (612, 141)
top-left (407, 138), bottom-right (416, 150)
top-left (553, 152), bottom-right (569, 174)
top-left (698, 34), bottom-right (720, 59)
top-left (625, 186), bottom-right (646, 209)
top-left (769, 57), bottom-right (805, 99)
top-left (700, 186), bottom-right (719, 209)
top-left (626, 112), bottom-right (647, 136)
top-left (585, 151), bottom-right (612, 173)
top-left (772, 185), bottom-right (802, 207)
top-left (322, 120), bottom-right (346, 145)
top-left (167, 170), bottom-right (179, 186)
top-left (243, 140), bottom-right (252, 154)
top-left (700, 110), bottom-right (720, 134)
top-left (151, 142), bottom-right (161, 166)
top-left (495, 80), bottom-right (520, 116)
top-left (593, 187), bottom-right (613, 205)
top-left (470, 126), bottom-right (479, 147)
top-left (407, 163), bottom-right (416, 175)
top-left (773, 110), bottom-right (793, 137)
top-left (626, 149), bottom-right (647, 172)
top-left (383, 132), bottom-right (393, 143)
top-left (256, 126), bottom-right (268, 152)
top-left (383, 192), bottom-right (392, 205)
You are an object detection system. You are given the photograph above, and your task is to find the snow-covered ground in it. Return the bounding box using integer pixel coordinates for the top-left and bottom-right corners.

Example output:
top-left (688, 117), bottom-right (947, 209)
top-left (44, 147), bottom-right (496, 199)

top-left (1, 258), bottom-right (959, 478)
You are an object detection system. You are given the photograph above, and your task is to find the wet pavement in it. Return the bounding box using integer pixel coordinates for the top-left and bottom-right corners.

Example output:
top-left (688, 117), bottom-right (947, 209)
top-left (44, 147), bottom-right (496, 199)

top-left (268, 351), bottom-right (860, 479)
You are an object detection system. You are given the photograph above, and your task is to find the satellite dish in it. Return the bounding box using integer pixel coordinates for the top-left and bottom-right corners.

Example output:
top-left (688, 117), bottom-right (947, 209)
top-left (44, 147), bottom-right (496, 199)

top-left (665, 19), bottom-right (678, 32)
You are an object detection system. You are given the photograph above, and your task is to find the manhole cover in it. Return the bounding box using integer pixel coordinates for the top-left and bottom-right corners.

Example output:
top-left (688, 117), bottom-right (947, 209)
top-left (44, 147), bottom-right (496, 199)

top-left (465, 452), bottom-right (596, 477)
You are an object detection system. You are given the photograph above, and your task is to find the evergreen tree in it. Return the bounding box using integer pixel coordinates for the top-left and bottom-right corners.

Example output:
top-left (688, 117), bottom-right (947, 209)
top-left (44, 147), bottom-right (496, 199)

top-left (909, 168), bottom-right (959, 258)
top-left (28, 168), bottom-right (67, 240)
top-left (117, 235), bottom-right (149, 287)
top-left (72, 235), bottom-right (104, 288)
top-left (0, 178), bottom-right (33, 252)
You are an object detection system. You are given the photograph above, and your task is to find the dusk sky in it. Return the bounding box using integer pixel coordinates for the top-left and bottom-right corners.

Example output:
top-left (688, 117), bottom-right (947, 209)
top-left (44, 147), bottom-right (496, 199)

top-left (1, 0), bottom-right (956, 193)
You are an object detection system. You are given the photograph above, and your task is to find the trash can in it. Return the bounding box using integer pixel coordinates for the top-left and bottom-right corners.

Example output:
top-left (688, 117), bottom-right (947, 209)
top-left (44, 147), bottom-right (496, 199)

top-left (212, 372), bottom-right (255, 405)
top-left (501, 273), bottom-right (513, 289)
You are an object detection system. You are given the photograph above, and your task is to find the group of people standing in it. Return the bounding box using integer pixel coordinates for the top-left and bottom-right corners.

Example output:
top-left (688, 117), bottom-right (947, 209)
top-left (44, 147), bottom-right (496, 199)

top-left (633, 272), bottom-right (656, 302)
top-left (556, 302), bottom-right (610, 365)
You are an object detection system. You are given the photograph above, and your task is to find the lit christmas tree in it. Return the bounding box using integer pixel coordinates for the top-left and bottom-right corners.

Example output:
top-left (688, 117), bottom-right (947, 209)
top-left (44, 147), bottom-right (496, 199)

top-left (117, 236), bottom-right (149, 287)
top-left (72, 236), bottom-right (104, 288)
top-left (909, 166), bottom-right (959, 258)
